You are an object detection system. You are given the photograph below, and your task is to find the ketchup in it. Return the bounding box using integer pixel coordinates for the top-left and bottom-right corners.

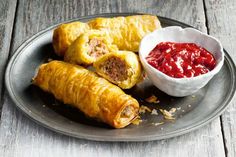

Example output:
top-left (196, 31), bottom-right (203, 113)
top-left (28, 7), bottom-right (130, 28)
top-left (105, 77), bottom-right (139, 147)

top-left (146, 42), bottom-right (216, 78)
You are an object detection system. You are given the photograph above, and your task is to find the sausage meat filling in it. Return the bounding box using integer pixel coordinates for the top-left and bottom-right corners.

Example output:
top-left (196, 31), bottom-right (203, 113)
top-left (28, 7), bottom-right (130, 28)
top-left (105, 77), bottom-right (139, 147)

top-left (121, 106), bottom-right (134, 118)
top-left (101, 57), bottom-right (128, 82)
top-left (117, 105), bottom-right (138, 126)
top-left (88, 38), bottom-right (109, 58)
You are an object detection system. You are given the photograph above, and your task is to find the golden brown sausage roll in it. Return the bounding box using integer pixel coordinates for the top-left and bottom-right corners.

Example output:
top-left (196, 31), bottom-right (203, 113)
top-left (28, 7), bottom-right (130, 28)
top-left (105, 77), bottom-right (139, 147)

top-left (93, 51), bottom-right (142, 89)
top-left (88, 15), bottom-right (161, 52)
top-left (53, 22), bottom-right (89, 56)
top-left (33, 61), bottom-right (139, 128)
top-left (52, 15), bottom-right (161, 57)
top-left (64, 30), bottom-right (118, 65)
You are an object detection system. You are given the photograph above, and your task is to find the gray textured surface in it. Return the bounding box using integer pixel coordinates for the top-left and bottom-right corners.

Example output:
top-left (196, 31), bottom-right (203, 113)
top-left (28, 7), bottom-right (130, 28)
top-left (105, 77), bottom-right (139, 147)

top-left (204, 0), bottom-right (236, 156)
top-left (0, 0), bottom-right (235, 156)
top-left (0, 0), bottom-right (17, 109)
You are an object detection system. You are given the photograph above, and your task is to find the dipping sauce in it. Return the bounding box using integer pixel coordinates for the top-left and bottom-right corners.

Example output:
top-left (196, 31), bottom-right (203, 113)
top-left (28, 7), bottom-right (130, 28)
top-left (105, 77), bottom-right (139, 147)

top-left (146, 42), bottom-right (216, 78)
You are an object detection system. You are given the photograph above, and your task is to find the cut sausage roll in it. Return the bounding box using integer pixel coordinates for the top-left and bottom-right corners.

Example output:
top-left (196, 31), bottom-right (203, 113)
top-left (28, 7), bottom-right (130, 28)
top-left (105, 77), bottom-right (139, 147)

top-left (93, 51), bottom-right (142, 89)
top-left (88, 15), bottom-right (161, 52)
top-left (33, 61), bottom-right (139, 128)
top-left (64, 30), bottom-right (118, 65)
top-left (53, 21), bottom-right (89, 56)
top-left (52, 15), bottom-right (161, 57)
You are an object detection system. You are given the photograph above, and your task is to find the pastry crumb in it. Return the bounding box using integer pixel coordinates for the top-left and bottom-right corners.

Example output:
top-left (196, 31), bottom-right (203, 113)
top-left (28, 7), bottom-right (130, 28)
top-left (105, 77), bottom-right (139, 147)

top-left (188, 104), bottom-right (192, 108)
top-left (177, 107), bottom-right (181, 110)
top-left (42, 105), bottom-right (46, 107)
top-left (151, 109), bottom-right (158, 115)
top-left (159, 108), bottom-right (176, 120)
top-left (139, 105), bottom-right (152, 114)
top-left (152, 122), bottom-right (164, 126)
top-left (145, 95), bottom-right (160, 103)
top-left (132, 116), bottom-right (142, 125)
top-left (169, 108), bottom-right (176, 114)
top-left (191, 95), bottom-right (196, 98)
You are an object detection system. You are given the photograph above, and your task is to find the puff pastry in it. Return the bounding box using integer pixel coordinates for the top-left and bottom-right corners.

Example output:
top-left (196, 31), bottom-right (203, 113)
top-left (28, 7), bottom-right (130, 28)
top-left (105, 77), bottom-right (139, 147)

top-left (53, 15), bottom-right (161, 56)
top-left (64, 30), bottom-right (118, 65)
top-left (88, 15), bottom-right (161, 52)
top-left (33, 61), bottom-right (139, 128)
top-left (53, 22), bottom-right (89, 56)
top-left (94, 51), bottom-right (142, 89)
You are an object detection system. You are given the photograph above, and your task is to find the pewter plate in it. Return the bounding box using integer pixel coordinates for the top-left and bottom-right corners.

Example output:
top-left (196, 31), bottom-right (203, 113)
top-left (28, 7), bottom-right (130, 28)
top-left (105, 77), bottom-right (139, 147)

top-left (5, 13), bottom-right (236, 141)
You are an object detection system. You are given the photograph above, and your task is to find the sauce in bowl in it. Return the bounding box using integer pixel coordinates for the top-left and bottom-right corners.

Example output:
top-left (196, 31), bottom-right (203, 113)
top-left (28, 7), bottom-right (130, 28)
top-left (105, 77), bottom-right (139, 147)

top-left (146, 42), bottom-right (216, 78)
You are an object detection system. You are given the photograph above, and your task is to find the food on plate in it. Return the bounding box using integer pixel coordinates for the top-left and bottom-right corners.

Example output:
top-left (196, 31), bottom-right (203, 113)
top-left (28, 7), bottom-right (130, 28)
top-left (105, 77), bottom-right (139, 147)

top-left (64, 30), bottom-right (118, 65)
top-left (33, 61), bottom-right (139, 128)
top-left (146, 42), bottom-right (216, 78)
top-left (151, 109), bottom-right (158, 115)
top-left (94, 51), bottom-right (142, 89)
top-left (53, 22), bottom-right (89, 56)
top-left (159, 108), bottom-right (176, 120)
top-left (41, 14), bottom-right (166, 128)
top-left (131, 116), bottom-right (142, 125)
top-left (139, 105), bottom-right (152, 114)
top-left (52, 15), bottom-right (161, 57)
top-left (88, 15), bottom-right (161, 52)
top-left (145, 95), bottom-right (159, 103)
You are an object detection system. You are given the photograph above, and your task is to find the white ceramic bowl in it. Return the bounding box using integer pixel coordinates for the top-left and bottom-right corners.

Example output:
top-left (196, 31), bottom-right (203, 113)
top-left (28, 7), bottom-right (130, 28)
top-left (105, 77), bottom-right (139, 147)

top-left (139, 26), bottom-right (224, 97)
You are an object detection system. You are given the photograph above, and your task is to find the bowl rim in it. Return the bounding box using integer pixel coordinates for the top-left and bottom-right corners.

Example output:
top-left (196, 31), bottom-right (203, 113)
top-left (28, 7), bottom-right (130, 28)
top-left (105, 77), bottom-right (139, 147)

top-left (139, 26), bottom-right (225, 83)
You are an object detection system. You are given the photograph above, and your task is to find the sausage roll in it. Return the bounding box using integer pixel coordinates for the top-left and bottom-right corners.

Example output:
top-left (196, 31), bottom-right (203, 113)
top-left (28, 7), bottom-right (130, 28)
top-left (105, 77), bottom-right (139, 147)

top-left (53, 22), bottom-right (89, 56)
top-left (52, 15), bottom-right (161, 57)
top-left (93, 51), bottom-right (142, 89)
top-left (88, 15), bottom-right (161, 52)
top-left (33, 61), bottom-right (139, 128)
top-left (64, 30), bottom-right (118, 65)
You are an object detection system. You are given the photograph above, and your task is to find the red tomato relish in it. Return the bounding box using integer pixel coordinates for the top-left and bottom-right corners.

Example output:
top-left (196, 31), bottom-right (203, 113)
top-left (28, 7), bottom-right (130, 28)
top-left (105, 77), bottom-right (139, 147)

top-left (146, 42), bottom-right (216, 78)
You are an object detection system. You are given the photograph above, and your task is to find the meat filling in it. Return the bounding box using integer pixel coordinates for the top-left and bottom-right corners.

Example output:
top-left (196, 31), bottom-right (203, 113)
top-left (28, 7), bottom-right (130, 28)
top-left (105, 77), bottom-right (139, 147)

top-left (121, 106), bottom-right (134, 118)
top-left (101, 57), bottom-right (128, 82)
top-left (116, 105), bottom-right (138, 127)
top-left (88, 38), bottom-right (109, 58)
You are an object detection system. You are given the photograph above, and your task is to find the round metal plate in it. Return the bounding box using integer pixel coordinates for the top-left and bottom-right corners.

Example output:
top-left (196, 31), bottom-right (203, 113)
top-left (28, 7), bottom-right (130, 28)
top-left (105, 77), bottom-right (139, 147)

top-left (5, 13), bottom-right (236, 141)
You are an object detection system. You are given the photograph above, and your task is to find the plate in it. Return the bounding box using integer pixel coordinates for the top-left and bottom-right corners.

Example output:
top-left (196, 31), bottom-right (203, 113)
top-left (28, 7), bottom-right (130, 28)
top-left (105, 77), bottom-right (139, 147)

top-left (5, 13), bottom-right (236, 141)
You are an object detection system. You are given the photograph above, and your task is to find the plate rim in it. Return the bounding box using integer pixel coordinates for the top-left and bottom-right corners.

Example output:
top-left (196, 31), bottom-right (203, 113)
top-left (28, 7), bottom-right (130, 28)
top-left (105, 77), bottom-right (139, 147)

top-left (5, 12), bottom-right (236, 142)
